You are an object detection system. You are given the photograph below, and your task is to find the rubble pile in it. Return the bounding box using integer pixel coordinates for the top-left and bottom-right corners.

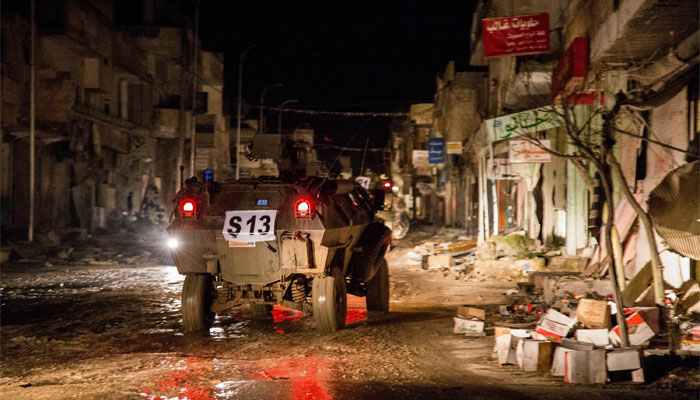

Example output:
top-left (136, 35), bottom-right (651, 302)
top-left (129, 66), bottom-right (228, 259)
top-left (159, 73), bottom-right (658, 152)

top-left (452, 281), bottom-right (700, 385)
top-left (405, 238), bottom-right (478, 280)
top-left (4, 230), bottom-right (167, 268)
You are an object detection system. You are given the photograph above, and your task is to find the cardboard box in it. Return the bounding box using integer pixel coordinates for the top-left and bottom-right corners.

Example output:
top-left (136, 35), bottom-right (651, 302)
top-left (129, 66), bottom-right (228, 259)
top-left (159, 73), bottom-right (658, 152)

top-left (576, 329), bottom-right (609, 347)
top-left (453, 317), bottom-right (484, 334)
top-left (497, 334), bottom-right (522, 365)
top-left (679, 340), bottom-right (700, 353)
top-left (494, 326), bottom-right (512, 338)
top-left (686, 324), bottom-right (700, 340)
top-left (516, 339), bottom-right (554, 372)
top-left (624, 307), bottom-right (660, 334)
top-left (607, 347), bottom-right (645, 383)
top-left (609, 312), bottom-right (656, 346)
top-left (536, 309), bottom-right (576, 339)
top-left (561, 338), bottom-right (595, 351)
top-left (551, 345), bottom-right (574, 376)
top-left (576, 299), bottom-right (611, 329)
top-left (606, 347), bottom-right (642, 371)
top-left (457, 305), bottom-right (485, 320)
top-left (493, 327), bottom-right (529, 352)
top-left (564, 349), bottom-right (607, 384)
top-left (536, 326), bottom-right (564, 340)
top-left (494, 327), bottom-right (529, 339)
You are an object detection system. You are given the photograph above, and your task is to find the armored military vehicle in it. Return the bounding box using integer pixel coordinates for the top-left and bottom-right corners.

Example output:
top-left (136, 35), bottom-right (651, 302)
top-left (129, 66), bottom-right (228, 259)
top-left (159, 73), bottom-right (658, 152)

top-left (167, 175), bottom-right (391, 332)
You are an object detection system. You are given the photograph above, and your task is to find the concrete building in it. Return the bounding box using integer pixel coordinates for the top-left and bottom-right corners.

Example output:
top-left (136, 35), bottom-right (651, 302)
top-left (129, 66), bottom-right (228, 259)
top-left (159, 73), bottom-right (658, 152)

top-left (390, 103), bottom-right (436, 221)
top-left (433, 62), bottom-right (488, 232)
top-left (1, 0), bottom-right (230, 238)
top-left (468, 0), bottom-right (698, 297)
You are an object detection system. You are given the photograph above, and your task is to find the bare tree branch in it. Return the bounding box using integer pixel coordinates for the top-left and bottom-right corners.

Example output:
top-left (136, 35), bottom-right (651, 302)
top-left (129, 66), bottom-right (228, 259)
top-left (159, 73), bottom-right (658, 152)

top-left (572, 159), bottom-right (597, 191)
top-left (610, 125), bottom-right (698, 157)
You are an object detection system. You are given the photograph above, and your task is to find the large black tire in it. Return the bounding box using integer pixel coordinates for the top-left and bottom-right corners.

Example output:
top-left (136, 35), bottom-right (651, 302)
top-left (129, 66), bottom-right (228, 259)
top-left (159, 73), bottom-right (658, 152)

top-left (366, 258), bottom-right (389, 314)
top-left (182, 273), bottom-right (216, 331)
top-left (312, 268), bottom-right (347, 332)
top-left (250, 304), bottom-right (273, 318)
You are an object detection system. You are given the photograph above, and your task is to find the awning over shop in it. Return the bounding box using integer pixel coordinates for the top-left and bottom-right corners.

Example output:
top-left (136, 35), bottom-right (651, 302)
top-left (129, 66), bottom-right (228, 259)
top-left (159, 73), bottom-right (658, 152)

top-left (648, 161), bottom-right (700, 260)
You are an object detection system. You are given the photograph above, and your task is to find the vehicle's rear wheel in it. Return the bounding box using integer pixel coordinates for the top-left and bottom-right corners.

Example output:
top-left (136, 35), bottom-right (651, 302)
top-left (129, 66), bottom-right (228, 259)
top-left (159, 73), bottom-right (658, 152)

top-left (250, 304), bottom-right (273, 318)
top-left (182, 273), bottom-right (216, 331)
top-left (366, 258), bottom-right (389, 315)
top-left (312, 268), bottom-right (347, 332)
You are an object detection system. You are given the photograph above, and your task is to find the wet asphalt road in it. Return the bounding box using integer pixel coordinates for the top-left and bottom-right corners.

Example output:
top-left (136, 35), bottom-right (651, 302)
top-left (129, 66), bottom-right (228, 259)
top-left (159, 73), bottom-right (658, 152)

top-left (1, 249), bottom-right (697, 399)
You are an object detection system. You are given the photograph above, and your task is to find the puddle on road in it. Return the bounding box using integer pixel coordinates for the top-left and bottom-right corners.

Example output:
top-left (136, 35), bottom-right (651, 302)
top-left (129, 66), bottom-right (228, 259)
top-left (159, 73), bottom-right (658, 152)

top-left (140, 357), bottom-right (214, 400)
top-left (270, 306), bottom-right (304, 334)
top-left (208, 319), bottom-right (249, 340)
top-left (207, 304), bottom-right (369, 337)
top-left (213, 380), bottom-right (251, 398)
top-left (140, 355), bottom-right (334, 400)
top-left (249, 355), bottom-right (332, 400)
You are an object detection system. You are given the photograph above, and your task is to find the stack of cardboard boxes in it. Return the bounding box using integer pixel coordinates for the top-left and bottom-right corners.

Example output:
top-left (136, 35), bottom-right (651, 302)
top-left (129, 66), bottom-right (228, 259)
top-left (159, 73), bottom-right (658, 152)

top-left (457, 299), bottom-right (660, 384)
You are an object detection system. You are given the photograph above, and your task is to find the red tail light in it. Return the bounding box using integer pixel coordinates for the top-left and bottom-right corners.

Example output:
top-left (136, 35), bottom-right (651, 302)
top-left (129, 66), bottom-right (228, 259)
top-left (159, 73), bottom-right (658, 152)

top-left (295, 199), bottom-right (312, 218)
top-left (181, 199), bottom-right (196, 217)
top-left (383, 181), bottom-right (391, 189)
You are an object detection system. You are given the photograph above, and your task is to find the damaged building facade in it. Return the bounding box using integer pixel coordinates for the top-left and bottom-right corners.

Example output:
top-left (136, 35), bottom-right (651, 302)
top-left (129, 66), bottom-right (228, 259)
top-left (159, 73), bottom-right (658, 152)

top-left (394, 0), bottom-right (698, 307)
top-left (1, 0), bottom-right (230, 238)
top-left (465, 0), bottom-right (699, 303)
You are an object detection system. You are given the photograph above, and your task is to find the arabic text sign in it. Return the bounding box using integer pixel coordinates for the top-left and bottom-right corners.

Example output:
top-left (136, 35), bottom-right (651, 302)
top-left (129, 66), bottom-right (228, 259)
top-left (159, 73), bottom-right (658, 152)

top-left (223, 210), bottom-right (277, 242)
top-left (447, 141), bottom-right (462, 154)
top-left (509, 140), bottom-right (551, 163)
top-left (412, 150), bottom-right (429, 166)
top-left (486, 106), bottom-right (562, 142)
top-left (428, 138), bottom-right (445, 164)
top-left (482, 13), bottom-right (550, 58)
top-left (489, 158), bottom-right (519, 180)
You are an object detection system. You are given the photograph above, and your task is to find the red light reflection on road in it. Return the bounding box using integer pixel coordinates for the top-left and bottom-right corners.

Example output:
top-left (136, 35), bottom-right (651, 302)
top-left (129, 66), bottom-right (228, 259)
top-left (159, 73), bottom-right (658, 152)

top-left (271, 306), bottom-right (303, 333)
top-left (345, 309), bottom-right (367, 324)
top-left (140, 357), bottom-right (213, 400)
top-left (251, 355), bottom-right (331, 400)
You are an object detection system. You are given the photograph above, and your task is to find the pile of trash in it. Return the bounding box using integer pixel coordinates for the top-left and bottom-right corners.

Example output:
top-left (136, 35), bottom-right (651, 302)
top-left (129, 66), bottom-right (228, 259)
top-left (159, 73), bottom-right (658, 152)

top-left (451, 289), bottom-right (700, 384)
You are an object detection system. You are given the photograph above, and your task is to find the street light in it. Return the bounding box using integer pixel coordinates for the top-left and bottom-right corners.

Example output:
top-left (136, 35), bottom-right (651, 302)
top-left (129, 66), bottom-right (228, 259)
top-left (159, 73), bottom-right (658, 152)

top-left (277, 99), bottom-right (298, 135)
top-left (236, 44), bottom-right (259, 181)
top-left (259, 83), bottom-right (284, 134)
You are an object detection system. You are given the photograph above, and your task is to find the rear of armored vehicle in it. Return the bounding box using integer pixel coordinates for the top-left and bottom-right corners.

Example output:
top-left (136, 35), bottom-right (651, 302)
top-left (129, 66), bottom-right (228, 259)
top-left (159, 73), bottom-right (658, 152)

top-left (167, 177), bottom-right (391, 332)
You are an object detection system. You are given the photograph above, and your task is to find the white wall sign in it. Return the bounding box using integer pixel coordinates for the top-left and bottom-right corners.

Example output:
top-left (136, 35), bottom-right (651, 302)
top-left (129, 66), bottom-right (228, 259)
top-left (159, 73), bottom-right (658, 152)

top-left (447, 141), bottom-right (463, 154)
top-left (223, 210), bottom-right (277, 242)
top-left (489, 158), bottom-right (519, 180)
top-left (509, 139), bottom-right (552, 163)
top-left (412, 150), bottom-right (429, 166)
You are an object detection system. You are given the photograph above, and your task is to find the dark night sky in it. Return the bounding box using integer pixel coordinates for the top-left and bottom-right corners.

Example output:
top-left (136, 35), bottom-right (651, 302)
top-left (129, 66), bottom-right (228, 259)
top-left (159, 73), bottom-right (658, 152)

top-left (198, 0), bottom-right (477, 151)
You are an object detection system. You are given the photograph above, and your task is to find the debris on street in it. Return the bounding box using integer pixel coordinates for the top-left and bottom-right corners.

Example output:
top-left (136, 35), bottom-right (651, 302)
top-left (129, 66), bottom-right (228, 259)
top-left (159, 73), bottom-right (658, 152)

top-left (390, 227), bottom-right (699, 389)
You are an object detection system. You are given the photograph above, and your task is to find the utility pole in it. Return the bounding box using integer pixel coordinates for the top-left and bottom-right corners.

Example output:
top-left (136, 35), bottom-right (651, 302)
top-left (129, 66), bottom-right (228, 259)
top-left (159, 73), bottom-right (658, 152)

top-left (28, 0), bottom-right (36, 242)
top-left (176, 23), bottom-right (187, 188)
top-left (277, 99), bottom-right (298, 134)
top-left (189, 0), bottom-right (200, 178)
top-left (259, 83), bottom-right (283, 133)
top-left (235, 44), bottom-right (258, 180)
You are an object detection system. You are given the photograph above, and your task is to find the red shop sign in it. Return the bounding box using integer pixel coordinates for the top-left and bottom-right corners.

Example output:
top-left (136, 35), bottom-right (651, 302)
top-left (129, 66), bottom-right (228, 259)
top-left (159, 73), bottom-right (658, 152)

top-left (551, 37), bottom-right (588, 100)
top-left (482, 13), bottom-right (550, 58)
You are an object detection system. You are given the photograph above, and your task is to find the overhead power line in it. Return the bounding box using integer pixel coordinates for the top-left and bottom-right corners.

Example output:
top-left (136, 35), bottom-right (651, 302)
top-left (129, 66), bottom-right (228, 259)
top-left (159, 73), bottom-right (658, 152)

top-left (255, 105), bottom-right (408, 117)
top-left (317, 144), bottom-right (388, 152)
